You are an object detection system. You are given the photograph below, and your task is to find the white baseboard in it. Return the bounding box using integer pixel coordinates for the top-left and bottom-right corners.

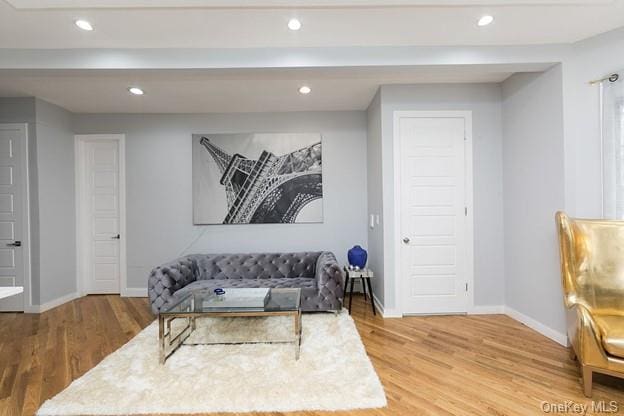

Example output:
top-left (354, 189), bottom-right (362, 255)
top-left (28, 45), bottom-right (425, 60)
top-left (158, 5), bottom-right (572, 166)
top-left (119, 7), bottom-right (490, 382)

top-left (25, 292), bottom-right (80, 313)
top-left (23, 289), bottom-right (567, 347)
top-left (369, 298), bottom-right (566, 346)
top-left (23, 287), bottom-right (147, 313)
top-left (372, 294), bottom-right (402, 318)
top-left (122, 287), bottom-right (148, 297)
top-left (371, 294), bottom-right (383, 315)
top-left (504, 306), bottom-right (568, 346)
top-left (469, 305), bottom-right (505, 315)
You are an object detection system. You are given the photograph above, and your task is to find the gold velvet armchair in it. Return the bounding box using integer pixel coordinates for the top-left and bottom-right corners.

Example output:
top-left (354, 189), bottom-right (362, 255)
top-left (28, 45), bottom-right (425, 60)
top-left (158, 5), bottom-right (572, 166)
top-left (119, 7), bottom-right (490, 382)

top-left (556, 211), bottom-right (624, 397)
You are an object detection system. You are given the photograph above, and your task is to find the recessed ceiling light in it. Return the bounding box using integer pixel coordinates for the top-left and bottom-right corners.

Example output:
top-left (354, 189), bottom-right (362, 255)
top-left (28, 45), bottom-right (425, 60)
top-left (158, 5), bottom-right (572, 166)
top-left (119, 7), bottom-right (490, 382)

top-left (477, 15), bottom-right (494, 27)
top-left (299, 86), bottom-right (311, 95)
top-left (128, 87), bottom-right (144, 96)
top-left (288, 18), bottom-right (302, 31)
top-left (75, 19), bottom-right (94, 31)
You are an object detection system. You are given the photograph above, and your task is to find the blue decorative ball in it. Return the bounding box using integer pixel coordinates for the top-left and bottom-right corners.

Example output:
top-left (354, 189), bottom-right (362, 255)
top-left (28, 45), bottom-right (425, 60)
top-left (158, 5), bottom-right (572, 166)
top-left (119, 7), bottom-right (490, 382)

top-left (348, 245), bottom-right (368, 268)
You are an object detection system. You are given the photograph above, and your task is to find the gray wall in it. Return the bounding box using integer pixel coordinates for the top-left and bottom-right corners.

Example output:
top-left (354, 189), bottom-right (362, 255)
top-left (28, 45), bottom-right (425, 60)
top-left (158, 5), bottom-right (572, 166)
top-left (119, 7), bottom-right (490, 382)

top-left (0, 97), bottom-right (36, 123)
top-left (34, 99), bottom-right (76, 305)
top-left (72, 111), bottom-right (369, 289)
top-left (502, 66), bottom-right (566, 333)
top-left (562, 27), bottom-right (624, 218)
top-left (369, 83), bottom-right (506, 310)
top-left (366, 90), bottom-right (384, 303)
top-left (0, 97), bottom-right (76, 306)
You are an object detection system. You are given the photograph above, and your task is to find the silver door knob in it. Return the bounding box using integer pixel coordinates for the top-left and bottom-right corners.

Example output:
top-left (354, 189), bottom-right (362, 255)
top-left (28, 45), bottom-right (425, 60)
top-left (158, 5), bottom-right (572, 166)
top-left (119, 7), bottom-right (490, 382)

top-left (403, 237), bottom-right (410, 244)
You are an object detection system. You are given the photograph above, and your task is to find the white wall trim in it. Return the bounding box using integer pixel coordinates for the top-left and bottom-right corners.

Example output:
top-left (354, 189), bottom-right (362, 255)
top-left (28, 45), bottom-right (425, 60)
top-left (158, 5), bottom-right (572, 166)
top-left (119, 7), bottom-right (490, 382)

top-left (504, 305), bottom-right (568, 346)
top-left (18, 286), bottom-right (568, 349)
top-left (469, 305), bottom-right (505, 315)
top-left (19, 288), bottom-right (568, 348)
top-left (392, 110), bottom-right (474, 316)
top-left (122, 287), bottom-right (148, 297)
top-left (75, 134), bottom-right (127, 296)
top-left (21, 124), bottom-right (33, 311)
top-left (24, 292), bottom-right (79, 314)
top-left (375, 294), bottom-right (565, 345)
top-left (372, 293), bottom-right (402, 318)
top-left (74, 137), bottom-right (82, 295)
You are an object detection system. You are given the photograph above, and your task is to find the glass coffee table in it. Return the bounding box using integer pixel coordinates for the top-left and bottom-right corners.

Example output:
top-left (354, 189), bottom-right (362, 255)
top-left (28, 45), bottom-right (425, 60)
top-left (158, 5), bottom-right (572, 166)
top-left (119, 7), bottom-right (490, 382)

top-left (158, 288), bottom-right (302, 364)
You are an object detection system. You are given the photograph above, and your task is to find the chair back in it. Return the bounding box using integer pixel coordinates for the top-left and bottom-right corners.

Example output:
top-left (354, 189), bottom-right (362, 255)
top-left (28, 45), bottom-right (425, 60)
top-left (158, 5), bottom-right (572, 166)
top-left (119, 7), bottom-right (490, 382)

top-left (557, 211), bottom-right (624, 315)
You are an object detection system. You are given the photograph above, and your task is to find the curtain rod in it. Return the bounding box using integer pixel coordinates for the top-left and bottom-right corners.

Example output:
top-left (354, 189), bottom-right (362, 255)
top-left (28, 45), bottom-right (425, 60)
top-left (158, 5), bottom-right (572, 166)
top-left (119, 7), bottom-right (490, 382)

top-left (589, 73), bottom-right (619, 85)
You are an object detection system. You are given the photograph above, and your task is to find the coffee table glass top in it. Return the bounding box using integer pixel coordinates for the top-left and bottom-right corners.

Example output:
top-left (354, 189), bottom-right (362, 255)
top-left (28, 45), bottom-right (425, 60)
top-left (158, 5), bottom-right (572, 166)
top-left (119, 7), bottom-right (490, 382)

top-left (162, 288), bottom-right (301, 315)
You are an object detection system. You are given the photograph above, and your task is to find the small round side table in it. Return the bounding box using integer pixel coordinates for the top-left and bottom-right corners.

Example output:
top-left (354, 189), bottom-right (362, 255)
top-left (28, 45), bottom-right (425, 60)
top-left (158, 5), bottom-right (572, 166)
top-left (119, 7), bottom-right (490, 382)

top-left (343, 266), bottom-right (376, 315)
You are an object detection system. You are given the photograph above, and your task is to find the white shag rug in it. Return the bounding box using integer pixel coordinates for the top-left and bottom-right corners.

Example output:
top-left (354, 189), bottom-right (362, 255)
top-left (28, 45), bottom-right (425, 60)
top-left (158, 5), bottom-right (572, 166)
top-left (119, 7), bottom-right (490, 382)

top-left (37, 311), bottom-right (386, 415)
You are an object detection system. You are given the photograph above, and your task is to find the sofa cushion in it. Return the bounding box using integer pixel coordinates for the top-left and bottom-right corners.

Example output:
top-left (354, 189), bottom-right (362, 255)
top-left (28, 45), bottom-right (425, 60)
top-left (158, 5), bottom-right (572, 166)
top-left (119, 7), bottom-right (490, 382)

top-left (193, 252), bottom-right (320, 280)
top-left (594, 315), bottom-right (624, 358)
top-left (174, 277), bottom-right (317, 299)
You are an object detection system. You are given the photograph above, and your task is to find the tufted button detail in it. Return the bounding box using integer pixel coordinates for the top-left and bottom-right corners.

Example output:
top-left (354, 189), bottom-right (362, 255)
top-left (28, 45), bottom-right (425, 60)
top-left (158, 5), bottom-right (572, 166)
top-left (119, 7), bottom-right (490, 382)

top-left (148, 251), bottom-right (343, 314)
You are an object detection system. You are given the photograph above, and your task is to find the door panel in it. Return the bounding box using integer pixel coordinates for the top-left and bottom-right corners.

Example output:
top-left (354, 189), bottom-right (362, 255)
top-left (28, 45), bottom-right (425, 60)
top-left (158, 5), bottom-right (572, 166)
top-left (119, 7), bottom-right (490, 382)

top-left (0, 221), bottom-right (14, 239)
top-left (0, 124), bottom-right (27, 312)
top-left (0, 249), bottom-right (15, 268)
top-left (84, 140), bottom-right (121, 294)
top-left (0, 167), bottom-right (13, 185)
top-left (0, 276), bottom-right (15, 286)
top-left (400, 116), bottom-right (469, 314)
top-left (0, 195), bottom-right (14, 213)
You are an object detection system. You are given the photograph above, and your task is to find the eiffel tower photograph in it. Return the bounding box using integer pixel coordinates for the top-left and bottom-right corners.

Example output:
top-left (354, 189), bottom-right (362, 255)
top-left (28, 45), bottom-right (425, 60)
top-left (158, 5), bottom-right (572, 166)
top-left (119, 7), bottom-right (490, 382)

top-left (192, 132), bottom-right (323, 225)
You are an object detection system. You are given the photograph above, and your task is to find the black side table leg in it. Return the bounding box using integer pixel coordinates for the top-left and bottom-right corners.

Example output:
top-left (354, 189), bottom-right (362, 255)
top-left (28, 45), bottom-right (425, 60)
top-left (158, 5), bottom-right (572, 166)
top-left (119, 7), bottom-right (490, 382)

top-left (348, 277), bottom-right (355, 314)
top-left (366, 277), bottom-right (376, 315)
top-left (343, 275), bottom-right (349, 301)
top-left (361, 277), bottom-right (368, 301)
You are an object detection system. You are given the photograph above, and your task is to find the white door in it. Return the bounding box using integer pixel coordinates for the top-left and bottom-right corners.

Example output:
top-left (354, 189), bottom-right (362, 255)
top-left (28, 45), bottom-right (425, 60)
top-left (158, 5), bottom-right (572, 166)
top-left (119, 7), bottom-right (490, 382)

top-left (0, 124), bottom-right (28, 312)
top-left (398, 114), bottom-right (472, 314)
top-left (79, 138), bottom-right (122, 294)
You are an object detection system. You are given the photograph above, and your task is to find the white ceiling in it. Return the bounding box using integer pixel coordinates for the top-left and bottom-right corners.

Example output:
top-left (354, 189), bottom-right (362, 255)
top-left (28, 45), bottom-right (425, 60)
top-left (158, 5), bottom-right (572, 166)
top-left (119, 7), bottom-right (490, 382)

top-left (4, 0), bottom-right (617, 8)
top-left (1, 0), bottom-right (624, 48)
top-left (0, 64), bottom-right (551, 113)
top-left (0, 0), bottom-right (616, 113)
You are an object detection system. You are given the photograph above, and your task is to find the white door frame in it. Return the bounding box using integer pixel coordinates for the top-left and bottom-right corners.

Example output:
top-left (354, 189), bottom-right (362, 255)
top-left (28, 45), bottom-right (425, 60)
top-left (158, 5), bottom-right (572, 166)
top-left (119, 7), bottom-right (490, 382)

top-left (392, 111), bottom-right (474, 315)
top-left (0, 123), bottom-right (32, 312)
top-left (75, 134), bottom-right (127, 296)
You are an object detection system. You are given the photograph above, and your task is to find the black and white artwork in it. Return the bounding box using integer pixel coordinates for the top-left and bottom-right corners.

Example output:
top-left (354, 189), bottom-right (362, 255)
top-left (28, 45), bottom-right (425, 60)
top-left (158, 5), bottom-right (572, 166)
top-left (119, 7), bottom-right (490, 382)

top-left (192, 133), bottom-right (323, 224)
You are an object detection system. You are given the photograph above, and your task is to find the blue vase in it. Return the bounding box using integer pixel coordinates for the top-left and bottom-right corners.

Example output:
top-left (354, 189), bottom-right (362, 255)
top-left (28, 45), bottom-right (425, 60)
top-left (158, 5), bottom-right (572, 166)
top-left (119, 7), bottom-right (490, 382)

top-left (348, 245), bottom-right (368, 268)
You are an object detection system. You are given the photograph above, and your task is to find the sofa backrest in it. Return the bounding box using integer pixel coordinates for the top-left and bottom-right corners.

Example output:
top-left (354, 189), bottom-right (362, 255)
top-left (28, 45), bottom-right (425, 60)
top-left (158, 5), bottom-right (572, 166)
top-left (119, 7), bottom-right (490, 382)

top-left (192, 252), bottom-right (322, 280)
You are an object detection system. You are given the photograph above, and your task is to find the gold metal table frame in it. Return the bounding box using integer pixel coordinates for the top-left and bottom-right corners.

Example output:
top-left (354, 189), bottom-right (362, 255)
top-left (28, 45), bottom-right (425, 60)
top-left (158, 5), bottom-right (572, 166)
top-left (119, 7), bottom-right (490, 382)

top-left (158, 289), bottom-right (302, 364)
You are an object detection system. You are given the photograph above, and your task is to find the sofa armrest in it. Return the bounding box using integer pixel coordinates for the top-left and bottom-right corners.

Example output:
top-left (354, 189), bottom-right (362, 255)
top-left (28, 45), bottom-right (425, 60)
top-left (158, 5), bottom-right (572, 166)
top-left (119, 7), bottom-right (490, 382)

top-left (314, 252), bottom-right (344, 310)
top-left (148, 256), bottom-right (198, 314)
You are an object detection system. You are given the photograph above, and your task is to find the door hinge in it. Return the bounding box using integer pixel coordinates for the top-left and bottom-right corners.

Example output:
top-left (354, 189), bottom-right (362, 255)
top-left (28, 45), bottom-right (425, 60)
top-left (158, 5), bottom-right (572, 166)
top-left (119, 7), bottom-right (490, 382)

top-left (465, 283), bottom-right (468, 292)
top-left (464, 207), bottom-right (468, 216)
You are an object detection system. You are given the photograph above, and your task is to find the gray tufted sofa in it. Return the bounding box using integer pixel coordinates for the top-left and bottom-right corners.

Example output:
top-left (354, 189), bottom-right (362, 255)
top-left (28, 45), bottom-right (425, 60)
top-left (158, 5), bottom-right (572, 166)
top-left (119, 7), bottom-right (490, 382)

top-left (148, 252), bottom-right (344, 314)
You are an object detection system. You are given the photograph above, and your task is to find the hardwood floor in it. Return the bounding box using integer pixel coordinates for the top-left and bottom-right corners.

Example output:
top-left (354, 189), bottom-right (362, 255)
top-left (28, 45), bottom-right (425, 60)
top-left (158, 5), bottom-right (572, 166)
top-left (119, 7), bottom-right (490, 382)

top-left (2, 294), bottom-right (624, 416)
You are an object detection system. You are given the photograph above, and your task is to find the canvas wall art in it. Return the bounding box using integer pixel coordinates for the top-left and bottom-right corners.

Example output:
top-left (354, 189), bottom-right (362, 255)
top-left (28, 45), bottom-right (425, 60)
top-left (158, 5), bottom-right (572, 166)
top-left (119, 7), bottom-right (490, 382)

top-left (192, 133), bottom-right (323, 224)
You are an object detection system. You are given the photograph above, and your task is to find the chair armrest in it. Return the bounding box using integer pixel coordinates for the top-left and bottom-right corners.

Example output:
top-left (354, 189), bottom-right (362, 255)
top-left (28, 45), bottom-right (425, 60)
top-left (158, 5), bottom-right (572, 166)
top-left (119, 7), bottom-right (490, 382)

top-left (315, 252), bottom-right (344, 305)
top-left (568, 303), bottom-right (608, 367)
top-left (148, 256), bottom-right (198, 314)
